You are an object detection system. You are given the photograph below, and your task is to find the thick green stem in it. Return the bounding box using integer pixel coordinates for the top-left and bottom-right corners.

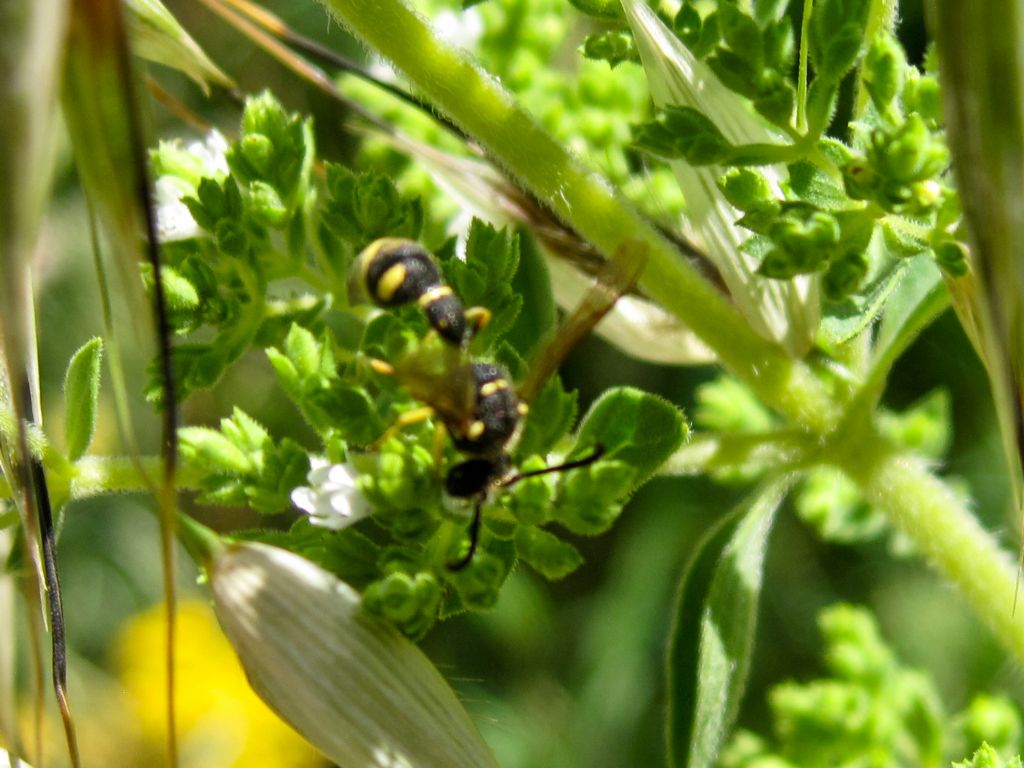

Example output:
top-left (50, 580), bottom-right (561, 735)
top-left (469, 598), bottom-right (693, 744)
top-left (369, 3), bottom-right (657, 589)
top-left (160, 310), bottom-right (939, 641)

top-left (0, 456), bottom-right (204, 501)
top-left (317, 0), bottom-right (838, 433)
top-left (840, 429), bottom-right (1024, 662)
top-left (70, 456), bottom-right (203, 498)
top-left (661, 430), bottom-right (819, 477)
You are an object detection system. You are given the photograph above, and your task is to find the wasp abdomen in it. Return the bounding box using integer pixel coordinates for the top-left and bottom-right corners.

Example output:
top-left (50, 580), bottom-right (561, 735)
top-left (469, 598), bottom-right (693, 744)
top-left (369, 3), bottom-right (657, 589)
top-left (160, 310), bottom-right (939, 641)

top-left (451, 363), bottom-right (521, 456)
top-left (354, 238), bottom-right (468, 345)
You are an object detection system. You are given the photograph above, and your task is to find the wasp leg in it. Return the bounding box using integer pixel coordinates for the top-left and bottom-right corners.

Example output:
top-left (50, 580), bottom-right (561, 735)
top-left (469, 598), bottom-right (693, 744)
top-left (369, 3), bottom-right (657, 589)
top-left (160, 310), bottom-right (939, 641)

top-left (464, 306), bottom-right (492, 341)
top-left (368, 406), bottom-right (436, 450)
top-left (359, 356), bottom-right (396, 377)
top-left (431, 421), bottom-right (449, 476)
top-left (498, 443), bottom-right (606, 488)
top-left (446, 497), bottom-right (483, 572)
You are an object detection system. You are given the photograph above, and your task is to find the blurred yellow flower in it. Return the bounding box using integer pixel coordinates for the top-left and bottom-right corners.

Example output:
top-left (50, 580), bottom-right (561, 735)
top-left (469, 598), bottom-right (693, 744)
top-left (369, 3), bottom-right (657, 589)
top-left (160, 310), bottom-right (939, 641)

top-left (116, 599), bottom-right (325, 768)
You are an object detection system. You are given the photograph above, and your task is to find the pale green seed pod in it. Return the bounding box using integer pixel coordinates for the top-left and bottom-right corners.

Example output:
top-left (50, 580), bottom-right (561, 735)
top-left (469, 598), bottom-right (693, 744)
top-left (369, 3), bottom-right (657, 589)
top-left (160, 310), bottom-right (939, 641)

top-left (209, 542), bottom-right (498, 768)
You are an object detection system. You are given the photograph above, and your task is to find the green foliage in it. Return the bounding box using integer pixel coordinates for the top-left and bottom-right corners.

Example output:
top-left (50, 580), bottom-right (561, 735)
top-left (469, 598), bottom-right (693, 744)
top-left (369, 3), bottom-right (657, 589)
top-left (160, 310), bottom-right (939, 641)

top-left (625, 0), bottom-right (965, 306)
top-left (667, 479), bottom-right (788, 768)
top-left (179, 408), bottom-right (309, 514)
top-left (721, 604), bottom-right (1024, 768)
top-left (145, 92), bottom-right (687, 638)
top-left (63, 338), bottom-right (103, 462)
top-left (33, 3), bottom-right (1021, 764)
top-left (581, 31), bottom-right (638, 69)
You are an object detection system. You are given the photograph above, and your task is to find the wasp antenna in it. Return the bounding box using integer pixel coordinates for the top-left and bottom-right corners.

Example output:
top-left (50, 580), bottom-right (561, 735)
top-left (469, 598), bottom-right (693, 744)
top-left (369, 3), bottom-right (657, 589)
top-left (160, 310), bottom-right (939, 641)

top-left (498, 443), bottom-right (606, 488)
top-left (446, 499), bottom-right (483, 572)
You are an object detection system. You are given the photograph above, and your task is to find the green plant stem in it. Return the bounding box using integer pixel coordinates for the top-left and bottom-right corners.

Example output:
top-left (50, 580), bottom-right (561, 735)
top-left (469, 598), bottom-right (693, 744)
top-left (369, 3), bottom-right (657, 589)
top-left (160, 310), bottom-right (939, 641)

top-left (71, 456), bottom-right (204, 497)
top-left (661, 430), bottom-right (819, 477)
top-left (0, 456), bottom-right (203, 501)
top-left (317, 0), bottom-right (838, 433)
top-left (839, 428), bottom-right (1024, 661)
top-left (797, 0), bottom-right (813, 133)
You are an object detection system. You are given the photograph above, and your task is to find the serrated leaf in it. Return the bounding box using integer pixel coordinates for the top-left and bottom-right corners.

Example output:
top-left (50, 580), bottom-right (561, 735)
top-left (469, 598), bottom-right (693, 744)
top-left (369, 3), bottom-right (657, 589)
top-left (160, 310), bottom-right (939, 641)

top-left (516, 375), bottom-right (577, 459)
top-left (284, 323), bottom-right (320, 379)
top-left (63, 338), bottom-right (103, 461)
top-left (179, 426), bottom-right (252, 475)
top-left (787, 161), bottom-right (849, 210)
top-left (809, 0), bottom-right (870, 82)
top-left (818, 247), bottom-right (909, 348)
top-left (667, 477), bottom-right (790, 768)
top-left (572, 387), bottom-right (687, 485)
top-left (514, 526), bottom-right (583, 580)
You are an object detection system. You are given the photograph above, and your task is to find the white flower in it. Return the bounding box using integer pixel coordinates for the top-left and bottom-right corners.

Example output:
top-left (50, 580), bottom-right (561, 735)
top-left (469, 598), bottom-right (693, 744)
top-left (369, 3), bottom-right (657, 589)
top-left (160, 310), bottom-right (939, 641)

top-left (154, 129), bottom-right (230, 243)
top-left (210, 542), bottom-right (498, 767)
top-left (291, 458), bottom-right (371, 530)
top-left (155, 176), bottom-right (201, 242)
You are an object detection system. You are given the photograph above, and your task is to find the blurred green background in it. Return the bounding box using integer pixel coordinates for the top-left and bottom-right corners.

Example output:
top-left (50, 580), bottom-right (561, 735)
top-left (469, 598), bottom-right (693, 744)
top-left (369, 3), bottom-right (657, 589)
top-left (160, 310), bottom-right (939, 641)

top-left (20, 0), bottom-right (1024, 766)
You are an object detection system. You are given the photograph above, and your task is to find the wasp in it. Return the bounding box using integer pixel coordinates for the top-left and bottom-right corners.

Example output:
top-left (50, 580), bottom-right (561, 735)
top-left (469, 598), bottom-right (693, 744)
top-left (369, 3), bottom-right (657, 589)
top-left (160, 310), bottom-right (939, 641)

top-left (350, 237), bottom-right (644, 568)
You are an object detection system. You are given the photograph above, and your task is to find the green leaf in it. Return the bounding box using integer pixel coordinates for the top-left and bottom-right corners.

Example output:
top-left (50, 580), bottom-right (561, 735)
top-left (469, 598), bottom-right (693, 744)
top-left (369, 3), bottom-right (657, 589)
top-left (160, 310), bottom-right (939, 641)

top-left (868, 255), bottom-right (947, 383)
top-left (717, 5), bottom-right (763, 66)
top-left (503, 232), bottom-right (556, 359)
top-left (633, 107), bottom-right (734, 165)
top-left (752, 0), bottom-right (789, 24)
top-left (787, 160), bottom-right (849, 210)
top-left (179, 426), bottom-right (253, 475)
top-left (809, 0), bottom-right (870, 82)
top-left (954, 744), bottom-right (1024, 768)
top-left (322, 165), bottom-right (423, 247)
top-left (666, 477), bottom-right (789, 768)
top-left (445, 220), bottom-right (522, 348)
top-left (516, 375), bottom-right (577, 459)
top-left (863, 33), bottom-right (906, 113)
top-left (63, 338), bottom-right (103, 462)
top-left (514, 526), bottom-right (583, 580)
top-left (818, 249), bottom-right (909, 348)
top-left (125, 0), bottom-right (233, 94)
top-left (572, 387), bottom-right (688, 485)
top-left (284, 323), bottom-right (321, 379)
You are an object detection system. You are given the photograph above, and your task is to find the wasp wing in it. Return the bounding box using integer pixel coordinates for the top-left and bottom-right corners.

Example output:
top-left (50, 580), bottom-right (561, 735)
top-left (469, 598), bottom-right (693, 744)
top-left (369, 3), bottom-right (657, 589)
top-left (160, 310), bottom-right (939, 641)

top-left (518, 240), bottom-right (647, 403)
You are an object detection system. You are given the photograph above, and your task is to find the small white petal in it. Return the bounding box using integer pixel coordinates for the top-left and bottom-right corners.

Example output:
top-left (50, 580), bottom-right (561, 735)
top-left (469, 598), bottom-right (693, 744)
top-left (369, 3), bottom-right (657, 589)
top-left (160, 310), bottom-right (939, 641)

top-left (154, 178), bottom-right (201, 243)
top-left (290, 486), bottom-right (319, 515)
top-left (292, 460), bottom-right (371, 530)
top-left (325, 463), bottom-right (358, 487)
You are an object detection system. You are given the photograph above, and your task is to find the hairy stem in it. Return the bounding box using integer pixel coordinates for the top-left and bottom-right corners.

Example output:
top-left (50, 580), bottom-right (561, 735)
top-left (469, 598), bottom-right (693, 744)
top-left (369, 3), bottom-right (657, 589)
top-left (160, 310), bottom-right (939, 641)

top-left (840, 428), bottom-right (1024, 662)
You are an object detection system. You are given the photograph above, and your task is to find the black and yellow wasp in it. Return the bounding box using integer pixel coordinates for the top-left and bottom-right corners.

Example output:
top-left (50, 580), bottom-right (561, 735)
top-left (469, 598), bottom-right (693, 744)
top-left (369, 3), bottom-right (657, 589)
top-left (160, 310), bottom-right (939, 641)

top-left (349, 236), bottom-right (644, 568)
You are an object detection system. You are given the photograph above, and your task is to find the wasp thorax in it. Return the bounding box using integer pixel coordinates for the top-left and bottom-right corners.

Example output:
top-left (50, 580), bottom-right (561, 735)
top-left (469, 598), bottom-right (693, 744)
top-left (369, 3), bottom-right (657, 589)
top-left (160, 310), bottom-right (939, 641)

top-left (353, 238), bottom-right (469, 345)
